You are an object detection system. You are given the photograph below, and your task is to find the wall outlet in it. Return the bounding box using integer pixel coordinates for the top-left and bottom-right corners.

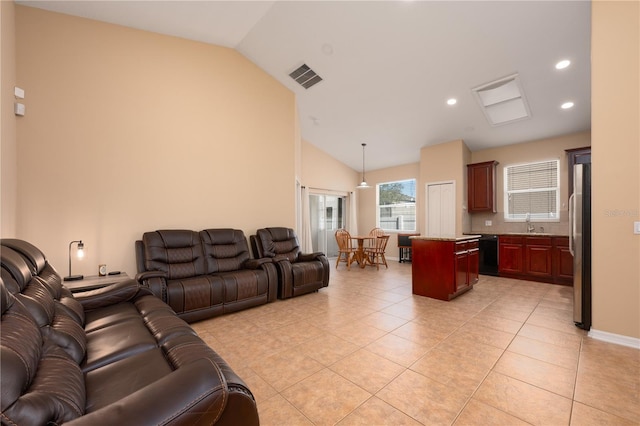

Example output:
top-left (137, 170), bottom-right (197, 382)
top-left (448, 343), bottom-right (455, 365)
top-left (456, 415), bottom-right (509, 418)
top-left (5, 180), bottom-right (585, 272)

top-left (485, 220), bottom-right (492, 226)
top-left (634, 221), bottom-right (640, 235)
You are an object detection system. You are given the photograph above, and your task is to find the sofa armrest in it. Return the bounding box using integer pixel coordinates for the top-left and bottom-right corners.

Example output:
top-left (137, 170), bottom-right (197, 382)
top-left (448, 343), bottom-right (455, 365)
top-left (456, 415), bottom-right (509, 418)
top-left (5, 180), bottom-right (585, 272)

top-left (135, 270), bottom-right (167, 282)
top-left (244, 258), bottom-right (272, 269)
top-left (298, 252), bottom-right (325, 262)
top-left (135, 272), bottom-right (168, 302)
top-left (65, 359), bottom-right (250, 426)
top-left (74, 279), bottom-right (150, 311)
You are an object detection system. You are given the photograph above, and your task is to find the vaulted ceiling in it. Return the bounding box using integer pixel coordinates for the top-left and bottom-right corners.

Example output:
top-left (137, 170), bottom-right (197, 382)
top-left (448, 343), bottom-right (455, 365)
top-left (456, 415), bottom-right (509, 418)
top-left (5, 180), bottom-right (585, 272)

top-left (18, 1), bottom-right (592, 171)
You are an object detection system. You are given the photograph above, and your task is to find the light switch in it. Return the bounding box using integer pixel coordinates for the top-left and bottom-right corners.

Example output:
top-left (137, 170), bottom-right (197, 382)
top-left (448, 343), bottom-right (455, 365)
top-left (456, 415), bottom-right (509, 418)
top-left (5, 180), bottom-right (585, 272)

top-left (485, 220), bottom-right (492, 226)
top-left (634, 221), bottom-right (640, 235)
top-left (14, 102), bottom-right (25, 116)
top-left (14, 87), bottom-right (24, 99)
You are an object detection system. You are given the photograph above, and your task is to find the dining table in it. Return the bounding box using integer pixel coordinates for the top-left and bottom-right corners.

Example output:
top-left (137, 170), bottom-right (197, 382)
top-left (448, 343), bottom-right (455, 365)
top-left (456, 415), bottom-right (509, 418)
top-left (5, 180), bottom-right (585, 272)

top-left (350, 235), bottom-right (376, 268)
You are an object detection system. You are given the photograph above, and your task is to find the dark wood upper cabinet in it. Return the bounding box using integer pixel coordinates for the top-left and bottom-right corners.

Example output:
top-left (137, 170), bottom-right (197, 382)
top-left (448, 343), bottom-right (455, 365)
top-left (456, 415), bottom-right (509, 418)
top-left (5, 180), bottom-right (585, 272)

top-left (467, 161), bottom-right (498, 213)
top-left (566, 146), bottom-right (591, 199)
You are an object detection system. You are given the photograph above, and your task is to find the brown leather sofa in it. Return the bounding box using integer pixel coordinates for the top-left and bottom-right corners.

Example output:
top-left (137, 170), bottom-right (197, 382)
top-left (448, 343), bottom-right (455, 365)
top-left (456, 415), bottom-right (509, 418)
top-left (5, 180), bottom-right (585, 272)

top-left (135, 228), bottom-right (277, 323)
top-left (0, 239), bottom-right (259, 426)
top-left (251, 227), bottom-right (330, 299)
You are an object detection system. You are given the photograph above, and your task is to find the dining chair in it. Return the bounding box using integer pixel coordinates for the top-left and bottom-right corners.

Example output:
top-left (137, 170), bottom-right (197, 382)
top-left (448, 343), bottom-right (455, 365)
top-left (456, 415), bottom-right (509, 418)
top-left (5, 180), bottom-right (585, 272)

top-left (365, 235), bottom-right (389, 270)
top-left (367, 227), bottom-right (385, 249)
top-left (335, 229), bottom-right (356, 270)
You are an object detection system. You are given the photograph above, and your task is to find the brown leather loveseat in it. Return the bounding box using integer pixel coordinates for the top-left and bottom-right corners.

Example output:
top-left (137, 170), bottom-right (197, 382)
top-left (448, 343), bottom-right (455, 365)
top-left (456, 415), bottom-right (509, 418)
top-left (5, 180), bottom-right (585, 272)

top-left (251, 227), bottom-right (330, 299)
top-left (135, 228), bottom-right (277, 323)
top-left (0, 239), bottom-right (259, 425)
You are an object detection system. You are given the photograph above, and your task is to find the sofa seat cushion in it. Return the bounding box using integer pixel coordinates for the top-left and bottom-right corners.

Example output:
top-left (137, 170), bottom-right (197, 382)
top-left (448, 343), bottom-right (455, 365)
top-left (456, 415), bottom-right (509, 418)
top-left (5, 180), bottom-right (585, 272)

top-left (166, 275), bottom-right (223, 315)
top-left (291, 260), bottom-right (326, 288)
top-left (215, 269), bottom-right (270, 303)
top-left (83, 319), bottom-right (157, 373)
top-left (85, 348), bottom-right (173, 413)
top-left (84, 302), bottom-right (141, 333)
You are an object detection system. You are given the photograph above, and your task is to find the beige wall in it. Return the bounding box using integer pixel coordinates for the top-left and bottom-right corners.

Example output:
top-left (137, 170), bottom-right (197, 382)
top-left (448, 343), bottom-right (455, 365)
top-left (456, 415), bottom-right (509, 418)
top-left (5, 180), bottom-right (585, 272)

top-left (420, 139), bottom-right (470, 237)
top-left (1, 0), bottom-right (17, 237)
top-left (591, 1), bottom-right (640, 339)
top-left (358, 162), bottom-right (420, 257)
top-left (301, 140), bottom-right (359, 192)
top-left (14, 6), bottom-right (297, 276)
top-left (470, 131), bottom-right (591, 235)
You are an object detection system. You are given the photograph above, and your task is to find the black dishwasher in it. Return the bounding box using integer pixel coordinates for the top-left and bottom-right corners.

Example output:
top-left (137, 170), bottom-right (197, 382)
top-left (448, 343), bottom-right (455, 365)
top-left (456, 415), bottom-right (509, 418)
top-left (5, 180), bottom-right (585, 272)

top-left (478, 235), bottom-right (499, 276)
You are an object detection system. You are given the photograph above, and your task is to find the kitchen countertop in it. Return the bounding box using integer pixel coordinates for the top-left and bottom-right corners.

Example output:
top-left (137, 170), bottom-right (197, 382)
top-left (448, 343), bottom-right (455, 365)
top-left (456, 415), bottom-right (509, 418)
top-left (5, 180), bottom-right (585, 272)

top-left (410, 235), bottom-right (481, 242)
top-left (468, 232), bottom-right (569, 237)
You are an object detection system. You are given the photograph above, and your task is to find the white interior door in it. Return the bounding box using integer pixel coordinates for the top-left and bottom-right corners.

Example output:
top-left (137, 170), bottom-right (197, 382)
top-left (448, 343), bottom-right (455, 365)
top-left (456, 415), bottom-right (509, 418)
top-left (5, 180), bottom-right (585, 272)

top-left (426, 181), bottom-right (456, 237)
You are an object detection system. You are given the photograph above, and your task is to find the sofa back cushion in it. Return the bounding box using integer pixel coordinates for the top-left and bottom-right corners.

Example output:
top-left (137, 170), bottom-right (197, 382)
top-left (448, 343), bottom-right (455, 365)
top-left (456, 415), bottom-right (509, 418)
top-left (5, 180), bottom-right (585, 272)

top-left (255, 228), bottom-right (301, 262)
top-left (1, 281), bottom-right (86, 424)
top-left (1, 238), bottom-right (65, 297)
top-left (141, 230), bottom-right (205, 279)
top-left (200, 229), bottom-right (250, 273)
top-left (0, 245), bottom-right (32, 292)
top-left (2, 246), bottom-right (87, 364)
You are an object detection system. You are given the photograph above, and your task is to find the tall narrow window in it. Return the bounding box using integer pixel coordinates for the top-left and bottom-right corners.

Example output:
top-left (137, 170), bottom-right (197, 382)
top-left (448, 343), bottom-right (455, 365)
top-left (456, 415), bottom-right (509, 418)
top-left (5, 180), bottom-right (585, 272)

top-left (504, 160), bottom-right (560, 221)
top-left (377, 179), bottom-right (416, 231)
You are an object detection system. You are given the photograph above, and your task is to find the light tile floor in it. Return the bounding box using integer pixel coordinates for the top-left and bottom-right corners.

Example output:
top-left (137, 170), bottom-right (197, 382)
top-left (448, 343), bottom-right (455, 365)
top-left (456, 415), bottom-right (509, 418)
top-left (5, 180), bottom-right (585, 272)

top-left (191, 262), bottom-right (640, 425)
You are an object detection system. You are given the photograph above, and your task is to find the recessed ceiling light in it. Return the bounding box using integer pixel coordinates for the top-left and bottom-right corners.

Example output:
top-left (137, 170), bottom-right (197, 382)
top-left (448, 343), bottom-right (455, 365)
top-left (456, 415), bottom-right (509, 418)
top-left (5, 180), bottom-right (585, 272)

top-left (447, 98), bottom-right (457, 106)
top-left (555, 59), bottom-right (571, 70)
top-left (561, 101), bottom-right (574, 109)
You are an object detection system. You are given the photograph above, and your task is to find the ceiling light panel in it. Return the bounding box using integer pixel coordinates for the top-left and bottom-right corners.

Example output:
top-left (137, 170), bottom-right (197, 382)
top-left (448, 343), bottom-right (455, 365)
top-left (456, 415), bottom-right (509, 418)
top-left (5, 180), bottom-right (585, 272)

top-left (472, 74), bottom-right (531, 126)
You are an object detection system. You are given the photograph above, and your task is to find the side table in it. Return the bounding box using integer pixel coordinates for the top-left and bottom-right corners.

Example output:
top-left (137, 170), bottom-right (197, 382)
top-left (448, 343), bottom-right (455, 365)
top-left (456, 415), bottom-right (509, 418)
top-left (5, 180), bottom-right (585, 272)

top-left (63, 273), bottom-right (131, 293)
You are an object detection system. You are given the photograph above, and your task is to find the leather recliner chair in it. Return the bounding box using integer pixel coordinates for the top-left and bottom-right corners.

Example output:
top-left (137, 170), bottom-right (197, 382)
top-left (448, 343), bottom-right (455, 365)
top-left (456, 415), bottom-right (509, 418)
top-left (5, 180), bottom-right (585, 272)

top-left (250, 227), bottom-right (329, 299)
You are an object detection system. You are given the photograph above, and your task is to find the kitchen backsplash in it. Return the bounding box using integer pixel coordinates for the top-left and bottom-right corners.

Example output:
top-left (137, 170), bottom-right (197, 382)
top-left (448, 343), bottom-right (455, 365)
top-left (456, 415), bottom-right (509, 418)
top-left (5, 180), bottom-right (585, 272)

top-left (469, 211), bottom-right (569, 236)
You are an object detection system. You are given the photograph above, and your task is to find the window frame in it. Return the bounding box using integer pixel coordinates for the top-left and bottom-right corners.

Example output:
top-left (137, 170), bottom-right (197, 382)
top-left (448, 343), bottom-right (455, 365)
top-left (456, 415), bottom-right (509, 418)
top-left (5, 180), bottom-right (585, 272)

top-left (376, 178), bottom-right (417, 232)
top-left (503, 159), bottom-right (560, 222)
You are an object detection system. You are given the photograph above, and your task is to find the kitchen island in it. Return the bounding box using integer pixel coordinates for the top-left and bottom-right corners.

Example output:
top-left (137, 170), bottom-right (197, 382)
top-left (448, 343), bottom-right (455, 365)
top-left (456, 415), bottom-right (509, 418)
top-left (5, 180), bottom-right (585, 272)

top-left (411, 235), bottom-right (480, 301)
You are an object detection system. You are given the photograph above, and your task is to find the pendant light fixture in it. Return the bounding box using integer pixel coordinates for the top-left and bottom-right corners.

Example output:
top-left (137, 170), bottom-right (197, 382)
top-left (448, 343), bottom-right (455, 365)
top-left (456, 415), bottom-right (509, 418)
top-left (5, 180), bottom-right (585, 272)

top-left (357, 143), bottom-right (370, 189)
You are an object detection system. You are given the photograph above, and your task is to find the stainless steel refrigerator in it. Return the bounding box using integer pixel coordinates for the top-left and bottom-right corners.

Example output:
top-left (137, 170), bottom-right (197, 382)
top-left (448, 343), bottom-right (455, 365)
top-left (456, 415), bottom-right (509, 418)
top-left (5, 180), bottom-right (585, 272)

top-left (570, 163), bottom-right (592, 330)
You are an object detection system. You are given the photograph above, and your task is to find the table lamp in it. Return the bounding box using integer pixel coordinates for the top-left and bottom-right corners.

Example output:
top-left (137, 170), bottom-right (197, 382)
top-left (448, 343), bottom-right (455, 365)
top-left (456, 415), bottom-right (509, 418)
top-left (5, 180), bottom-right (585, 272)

top-left (64, 240), bottom-right (84, 281)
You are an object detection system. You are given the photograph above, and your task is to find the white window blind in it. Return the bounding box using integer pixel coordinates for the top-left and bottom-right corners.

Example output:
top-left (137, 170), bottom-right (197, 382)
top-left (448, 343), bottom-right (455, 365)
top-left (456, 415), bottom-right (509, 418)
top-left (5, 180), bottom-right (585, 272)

top-left (504, 160), bottom-right (559, 221)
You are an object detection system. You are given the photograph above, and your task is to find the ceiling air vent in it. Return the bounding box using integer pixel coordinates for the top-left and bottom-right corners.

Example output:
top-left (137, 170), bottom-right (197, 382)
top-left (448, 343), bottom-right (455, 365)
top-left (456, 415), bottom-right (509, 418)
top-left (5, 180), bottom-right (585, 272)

top-left (472, 74), bottom-right (531, 126)
top-left (289, 64), bottom-right (323, 89)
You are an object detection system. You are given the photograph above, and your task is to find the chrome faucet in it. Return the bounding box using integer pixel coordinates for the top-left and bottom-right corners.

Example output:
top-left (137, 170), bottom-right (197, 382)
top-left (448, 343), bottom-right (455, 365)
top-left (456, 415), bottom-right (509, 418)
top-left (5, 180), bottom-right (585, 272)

top-left (526, 213), bottom-right (535, 233)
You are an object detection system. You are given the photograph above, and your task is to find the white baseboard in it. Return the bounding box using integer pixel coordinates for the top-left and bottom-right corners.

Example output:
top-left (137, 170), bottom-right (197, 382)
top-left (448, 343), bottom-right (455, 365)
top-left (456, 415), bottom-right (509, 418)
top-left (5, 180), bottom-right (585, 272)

top-left (588, 328), bottom-right (640, 349)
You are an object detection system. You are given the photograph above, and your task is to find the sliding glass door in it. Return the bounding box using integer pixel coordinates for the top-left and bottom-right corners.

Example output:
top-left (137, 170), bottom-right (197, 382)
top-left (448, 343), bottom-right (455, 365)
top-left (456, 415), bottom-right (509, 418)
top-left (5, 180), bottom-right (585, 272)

top-left (309, 194), bottom-right (346, 257)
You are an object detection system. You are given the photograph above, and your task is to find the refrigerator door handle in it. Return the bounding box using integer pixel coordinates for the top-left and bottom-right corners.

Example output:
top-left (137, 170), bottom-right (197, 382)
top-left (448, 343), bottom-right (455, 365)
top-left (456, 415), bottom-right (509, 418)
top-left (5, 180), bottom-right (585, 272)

top-left (569, 193), bottom-right (575, 256)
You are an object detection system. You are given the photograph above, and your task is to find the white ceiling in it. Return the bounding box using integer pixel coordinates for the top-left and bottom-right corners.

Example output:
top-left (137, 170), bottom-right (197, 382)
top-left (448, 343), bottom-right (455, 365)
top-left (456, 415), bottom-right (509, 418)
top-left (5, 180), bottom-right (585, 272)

top-left (17, 1), bottom-right (592, 172)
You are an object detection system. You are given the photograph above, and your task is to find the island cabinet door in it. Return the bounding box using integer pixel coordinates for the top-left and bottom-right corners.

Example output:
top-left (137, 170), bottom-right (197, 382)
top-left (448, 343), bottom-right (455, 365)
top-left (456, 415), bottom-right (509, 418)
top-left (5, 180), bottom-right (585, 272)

top-left (467, 245), bottom-right (479, 285)
top-left (455, 250), bottom-right (469, 292)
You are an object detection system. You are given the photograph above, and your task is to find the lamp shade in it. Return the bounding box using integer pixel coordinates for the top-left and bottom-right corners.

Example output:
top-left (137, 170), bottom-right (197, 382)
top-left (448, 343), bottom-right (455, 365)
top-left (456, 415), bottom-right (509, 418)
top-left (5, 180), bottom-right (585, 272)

top-left (356, 143), bottom-right (370, 189)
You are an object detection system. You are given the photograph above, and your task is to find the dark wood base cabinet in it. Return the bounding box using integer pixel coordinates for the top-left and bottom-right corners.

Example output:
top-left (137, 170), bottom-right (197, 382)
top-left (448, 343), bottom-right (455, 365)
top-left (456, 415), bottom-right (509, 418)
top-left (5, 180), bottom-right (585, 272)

top-left (498, 236), bottom-right (573, 285)
top-left (412, 237), bottom-right (479, 301)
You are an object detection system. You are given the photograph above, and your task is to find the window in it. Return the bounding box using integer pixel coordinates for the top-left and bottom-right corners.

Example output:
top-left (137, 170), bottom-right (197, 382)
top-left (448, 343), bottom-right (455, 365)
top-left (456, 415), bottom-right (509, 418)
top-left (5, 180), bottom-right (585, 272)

top-left (377, 179), bottom-right (416, 231)
top-left (504, 160), bottom-right (559, 221)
